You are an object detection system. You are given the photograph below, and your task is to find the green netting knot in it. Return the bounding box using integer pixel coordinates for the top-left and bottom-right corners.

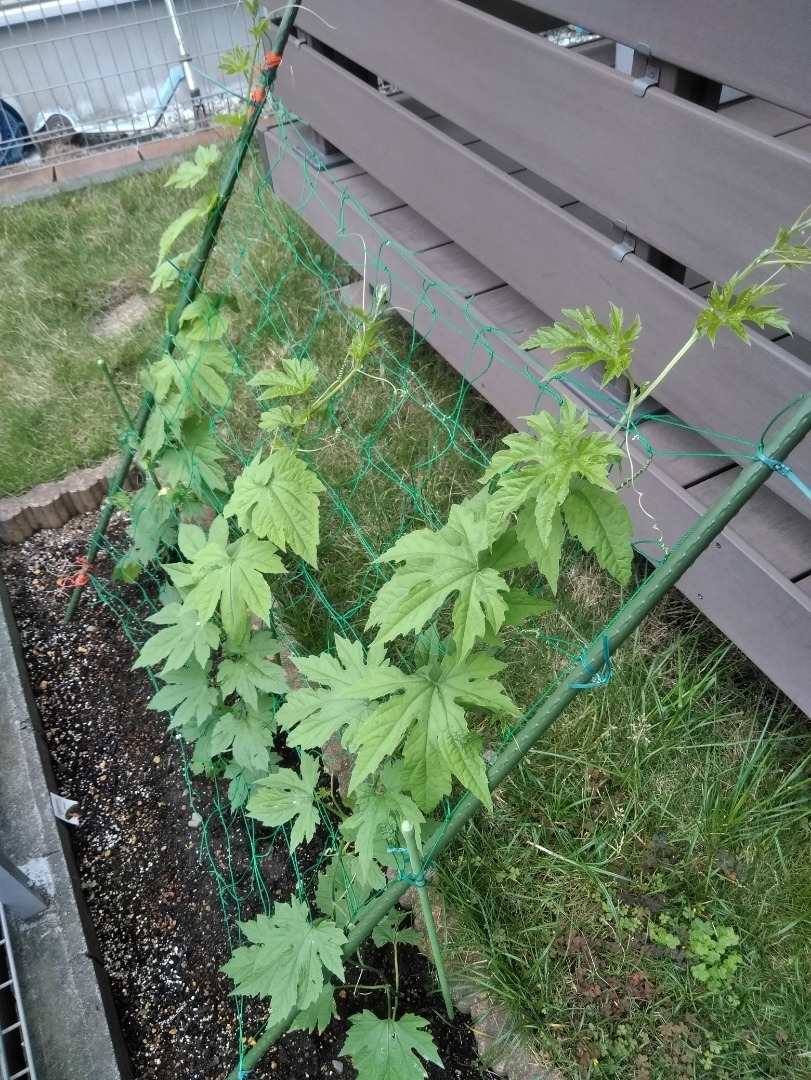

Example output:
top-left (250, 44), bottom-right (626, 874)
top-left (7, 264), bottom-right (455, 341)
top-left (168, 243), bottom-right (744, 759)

top-left (568, 635), bottom-right (612, 690)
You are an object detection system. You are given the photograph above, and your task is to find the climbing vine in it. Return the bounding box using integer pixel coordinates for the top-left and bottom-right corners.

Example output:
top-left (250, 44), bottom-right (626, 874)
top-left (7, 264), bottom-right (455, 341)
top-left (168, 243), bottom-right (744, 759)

top-left (114, 140), bottom-right (810, 1076)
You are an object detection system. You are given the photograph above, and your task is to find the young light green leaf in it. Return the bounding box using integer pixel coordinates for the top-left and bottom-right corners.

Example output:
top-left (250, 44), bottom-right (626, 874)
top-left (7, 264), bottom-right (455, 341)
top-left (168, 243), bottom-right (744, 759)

top-left (224, 448), bottom-right (325, 566)
top-left (289, 982), bottom-right (338, 1035)
top-left (113, 481), bottom-right (176, 578)
top-left (165, 145), bottom-right (221, 190)
top-left (341, 1011), bottom-right (443, 1080)
top-left (347, 652), bottom-right (518, 812)
top-left (147, 662), bottom-right (220, 731)
top-left (150, 246), bottom-right (195, 292)
top-left (368, 503), bottom-right (510, 659)
top-left (210, 701), bottom-right (279, 773)
top-left (169, 522), bottom-right (286, 639)
top-left (258, 404), bottom-right (311, 432)
top-left (250, 357), bottom-right (320, 399)
top-left (177, 297), bottom-right (231, 342)
top-left (221, 897), bottom-right (346, 1014)
top-left (561, 478), bottom-right (633, 585)
top-left (522, 304), bottom-right (641, 385)
top-left (277, 636), bottom-right (390, 750)
top-left (371, 911), bottom-right (421, 949)
top-left (159, 195), bottom-right (213, 258)
top-left (134, 602), bottom-right (220, 671)
top-left (247, 753), bottom-right (321, 851)
top-left (341, 760), bottom-right (424, 880)
top-left (482, 399), bottom-right (623, 546)
top-left (695, 280), bottom-right (790, 344)
top-left (139, 407), bottom-right (167, 461)
top-left (217, 631), bottom-right (287, 709)
top-left (218, 43), bottom-right (253, 77)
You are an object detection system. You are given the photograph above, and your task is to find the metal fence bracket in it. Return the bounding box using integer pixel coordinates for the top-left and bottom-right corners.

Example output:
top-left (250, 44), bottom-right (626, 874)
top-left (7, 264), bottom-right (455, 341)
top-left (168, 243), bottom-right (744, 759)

top-left (611, 219), bottom-right (637, 261)
top-left (632, 43), bottom-right (661, 96)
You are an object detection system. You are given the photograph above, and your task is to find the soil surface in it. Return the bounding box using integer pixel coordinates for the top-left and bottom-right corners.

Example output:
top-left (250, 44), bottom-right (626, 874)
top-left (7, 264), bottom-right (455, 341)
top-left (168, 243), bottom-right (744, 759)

top-left (1, 513), bottom-right (496, 1080)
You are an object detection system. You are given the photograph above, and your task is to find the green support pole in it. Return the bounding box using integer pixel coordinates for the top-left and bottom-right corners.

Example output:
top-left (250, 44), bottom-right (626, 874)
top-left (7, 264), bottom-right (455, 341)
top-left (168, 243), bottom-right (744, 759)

top-left (63, 0), bottom-right (302, 623)
top-left (62, 393), bottom-right (154, 623)
top-left (401, 820), bottom-right (455, 1020)
top-left (227, 392), bottom-right (811, 1080)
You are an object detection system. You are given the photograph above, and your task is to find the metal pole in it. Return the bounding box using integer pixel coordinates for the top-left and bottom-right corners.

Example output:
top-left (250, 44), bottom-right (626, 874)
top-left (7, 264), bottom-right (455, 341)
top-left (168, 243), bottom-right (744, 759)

top-left (63, 0), bottom-right (302, 622)
top-left (227, 392), bottom-right (811, 1080)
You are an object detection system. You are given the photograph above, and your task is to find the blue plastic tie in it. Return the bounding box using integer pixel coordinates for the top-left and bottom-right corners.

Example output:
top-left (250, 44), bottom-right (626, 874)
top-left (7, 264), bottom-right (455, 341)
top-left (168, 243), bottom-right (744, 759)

top-left (756, 452), bottom-right (811, 503)
top-left (238, 1070), bottom-right (253, 1079)
top-left (569, 635), bottom-right (612, 690)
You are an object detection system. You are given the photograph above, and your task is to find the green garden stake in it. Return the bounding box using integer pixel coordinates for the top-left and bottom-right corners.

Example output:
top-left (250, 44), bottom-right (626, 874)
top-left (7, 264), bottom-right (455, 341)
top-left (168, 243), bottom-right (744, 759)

top-left (401, 820), bottom-right (455, 1020)
top-left (96, 358), bottom-right (134, 429)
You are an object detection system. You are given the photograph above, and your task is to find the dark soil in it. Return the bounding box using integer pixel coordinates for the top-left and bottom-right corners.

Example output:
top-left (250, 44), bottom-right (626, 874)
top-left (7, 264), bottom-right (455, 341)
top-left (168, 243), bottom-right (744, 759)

top-left (1, 513), bottom-right (496, 1080)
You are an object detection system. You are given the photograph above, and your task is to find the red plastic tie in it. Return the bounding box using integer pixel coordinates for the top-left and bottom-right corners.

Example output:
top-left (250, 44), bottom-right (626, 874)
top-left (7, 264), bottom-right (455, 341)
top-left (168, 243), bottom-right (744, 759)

top-left (265, 52), bottom-right (283, 68)
top-left (58, 556), bottom-right (94, 589)
top-left (250, 85), bottom-right (267, 105)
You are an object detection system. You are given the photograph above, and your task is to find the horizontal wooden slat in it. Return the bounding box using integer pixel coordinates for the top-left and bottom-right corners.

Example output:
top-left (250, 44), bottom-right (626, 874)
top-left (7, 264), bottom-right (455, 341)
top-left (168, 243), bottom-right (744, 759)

top-left (275, 48), bottom-right (811, 518)
top-left (265, 131), bottom-right (811, 714)
top-left (295, 0), bottom-right (811, 340)
top-left (517, 0), bottom-right (811, 115)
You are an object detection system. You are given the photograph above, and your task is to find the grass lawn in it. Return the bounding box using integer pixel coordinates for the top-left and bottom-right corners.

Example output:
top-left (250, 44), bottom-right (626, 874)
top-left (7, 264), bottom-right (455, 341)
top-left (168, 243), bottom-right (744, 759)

top-left (2, 150), bottom-right (809, 1080)
top-left (0, 166), bottom-right (194, 495)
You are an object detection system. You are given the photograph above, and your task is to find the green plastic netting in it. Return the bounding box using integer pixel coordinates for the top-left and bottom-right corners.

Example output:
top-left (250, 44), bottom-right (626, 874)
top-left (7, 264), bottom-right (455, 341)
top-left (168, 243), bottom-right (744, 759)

top-left (76, 103), bottom-right (796, 1073)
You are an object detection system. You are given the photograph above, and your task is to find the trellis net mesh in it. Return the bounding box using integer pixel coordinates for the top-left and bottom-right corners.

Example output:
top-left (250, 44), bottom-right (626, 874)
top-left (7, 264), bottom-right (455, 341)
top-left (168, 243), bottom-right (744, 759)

top-left (80, 105), bottom-right (790, 1068)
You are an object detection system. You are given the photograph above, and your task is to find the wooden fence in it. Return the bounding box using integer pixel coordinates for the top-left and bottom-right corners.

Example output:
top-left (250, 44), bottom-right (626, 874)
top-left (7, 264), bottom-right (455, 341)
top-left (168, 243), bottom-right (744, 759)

top-left (264, 0), bottom-right (811, 714)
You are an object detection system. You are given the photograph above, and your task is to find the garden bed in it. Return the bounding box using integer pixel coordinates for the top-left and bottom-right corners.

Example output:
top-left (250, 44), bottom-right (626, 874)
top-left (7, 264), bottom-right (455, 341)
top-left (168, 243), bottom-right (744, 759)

top-left (0, 513), bottom-right (496, 1080)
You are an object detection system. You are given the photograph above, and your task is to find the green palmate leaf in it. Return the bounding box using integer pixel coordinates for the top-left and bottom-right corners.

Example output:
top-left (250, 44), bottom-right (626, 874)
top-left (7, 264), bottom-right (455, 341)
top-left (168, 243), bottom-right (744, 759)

top-left (371, 911), bottom-right (421, 949)
top-left (139, 406), bottom-right (167, 460)
top-left (217, 631), bottom-right (287, 710)
top-left (166, 519), bottom-right (286, 639)
top-left (150, 246), bottom-right (195, 292)
top-left (157, 415), bottom-right (228, 497)
top-left (341, 1011), bottom-right (443, 1080)
top-left (482, 399), bottom-right (624, 546)
top-left (159, 194), bottom-right (213, 259)
top-left (501, 587), bottom-right (555, 627)
top-left (247, 753), bottom-right (321, 851)
top-left (562, 477), bottom-right (633, 585)
top-left (164, 145), bottom-right (221, 190)
top-left (134, 602), bottom-right (220, 671)
top-left (210, 700), bottom-right (279, 773)
top-left (341, 760), bottom-right (424, 880)
top-left (347, 652), bottom-right (518, 812)
top-left (523, 304), bottom-right (641, 385)
top-left (224, 448), bottom-right (325, 566)
top-left (221, 897), bottom-right (346, 1014)
top-left (277, 636), bottom-right (390, 750)
top-left (516, 502), bottom-right (565, 595)
top-left (147, 661), bottom-right (220, 732)
top-left (218, 43), bottom-right (253, 77)
top-left (289, 983), bottom-right (338, 1036)
top-left (177, 297), bottom-right (231, 342)
top-left (250, 356), bottom-right (320, 399)
top-left (172, 332), bottom-right (235, 409)
top-left (258, 404), bottom-right (311, 432)
top-left (695, 280), bottom-right (790, 344)
top-left (368, 503), bottom-right (510, 659)
top-left (315, 852), bottom-right (381, 923)
top-left (482, 528), bottom-right (532, 572)
top-left (113, 482), bottom-right (176, 580)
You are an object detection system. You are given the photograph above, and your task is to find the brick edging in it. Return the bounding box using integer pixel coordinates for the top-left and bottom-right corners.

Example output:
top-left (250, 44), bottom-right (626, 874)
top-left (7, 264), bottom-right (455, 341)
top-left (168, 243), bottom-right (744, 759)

top-left (0, 457), bottom-right (127, 544)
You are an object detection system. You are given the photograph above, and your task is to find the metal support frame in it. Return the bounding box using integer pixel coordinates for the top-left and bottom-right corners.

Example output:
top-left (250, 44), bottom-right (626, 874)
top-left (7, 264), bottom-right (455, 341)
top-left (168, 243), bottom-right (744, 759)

top-left (632, 43), bottom-right (661, 96)
top-left (0, 854), bottom-right (45, 923)
top-left (0, 903), bottom-right (38, 1079)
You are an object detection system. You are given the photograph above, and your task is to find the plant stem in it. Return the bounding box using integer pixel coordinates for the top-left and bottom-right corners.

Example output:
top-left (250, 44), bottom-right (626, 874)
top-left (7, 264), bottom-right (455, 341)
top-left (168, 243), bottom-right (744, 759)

top-left (402, 821), bottom-right (455, 1020)
top-left (610, 331), bottom-right (698, 438)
